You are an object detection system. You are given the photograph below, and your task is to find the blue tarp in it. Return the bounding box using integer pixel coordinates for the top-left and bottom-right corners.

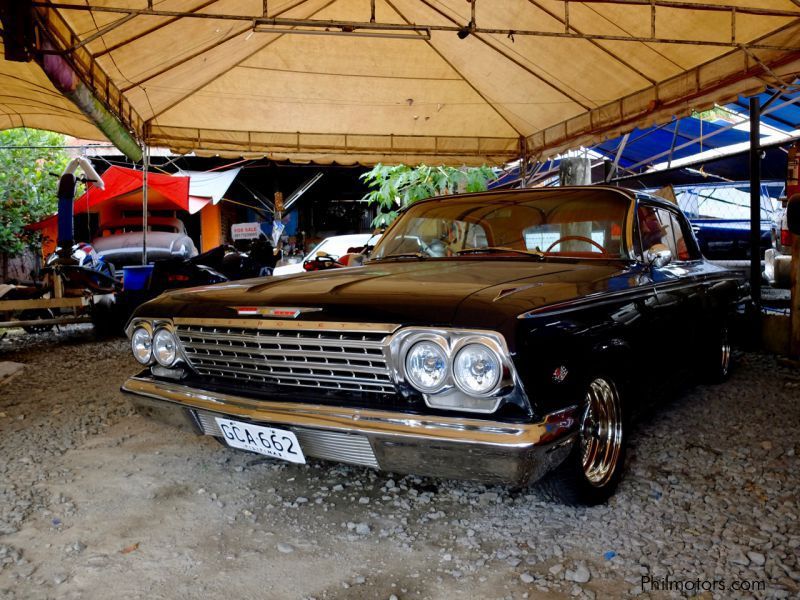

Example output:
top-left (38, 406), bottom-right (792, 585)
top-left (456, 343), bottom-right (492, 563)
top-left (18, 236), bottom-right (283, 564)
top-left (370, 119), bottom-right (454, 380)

top-left (593, 118), bottom-right (754, 168)
top-left (593, 81), bottom-right (800, 172)
top-left (726, 88), bottom-right (800, 134)
top-left (492, 82), bottom-right (799, 188)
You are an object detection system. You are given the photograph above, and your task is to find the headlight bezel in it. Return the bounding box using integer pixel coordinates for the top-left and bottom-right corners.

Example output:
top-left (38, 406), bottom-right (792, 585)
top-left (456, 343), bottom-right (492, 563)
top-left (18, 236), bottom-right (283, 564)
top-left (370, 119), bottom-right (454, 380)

top-left (152, 326), bottom-right (179, 367)
top-left (390, 328), bottom-right (520, 414)
top-left (451, 338), bottom-right (504, 397)
top-left (402, 335), bottom-right (450, 394)
top-left (130, 324), bottom-right (153, 365)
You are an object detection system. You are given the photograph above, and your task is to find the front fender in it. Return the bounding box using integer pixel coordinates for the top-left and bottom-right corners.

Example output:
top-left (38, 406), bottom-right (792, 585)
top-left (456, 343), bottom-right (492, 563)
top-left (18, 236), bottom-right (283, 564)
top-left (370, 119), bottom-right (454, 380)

top-left (514, 304), bottom-right (644, 419)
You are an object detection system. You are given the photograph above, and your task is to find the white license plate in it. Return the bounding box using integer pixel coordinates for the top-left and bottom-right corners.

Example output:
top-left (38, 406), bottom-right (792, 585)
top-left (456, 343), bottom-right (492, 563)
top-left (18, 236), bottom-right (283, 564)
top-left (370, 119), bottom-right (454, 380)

top-left (215, 418), bottom-right (306, 464)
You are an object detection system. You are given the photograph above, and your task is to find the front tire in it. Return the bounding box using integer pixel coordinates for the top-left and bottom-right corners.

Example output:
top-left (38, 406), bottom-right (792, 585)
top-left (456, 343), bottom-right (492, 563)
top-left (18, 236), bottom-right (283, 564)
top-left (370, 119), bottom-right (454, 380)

top-left (539, 375), bottom-right (626, 506)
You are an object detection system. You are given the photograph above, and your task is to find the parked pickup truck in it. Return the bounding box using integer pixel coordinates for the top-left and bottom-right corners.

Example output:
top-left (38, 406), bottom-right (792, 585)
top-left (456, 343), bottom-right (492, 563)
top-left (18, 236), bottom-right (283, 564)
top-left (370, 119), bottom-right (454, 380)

top-left (689, 218), bottom-right (773, 261)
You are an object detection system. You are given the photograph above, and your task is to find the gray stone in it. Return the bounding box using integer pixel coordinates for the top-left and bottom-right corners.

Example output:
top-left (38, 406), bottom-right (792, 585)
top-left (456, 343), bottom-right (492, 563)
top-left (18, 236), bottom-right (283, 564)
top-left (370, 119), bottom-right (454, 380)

top-left (277, 542), bottom-right (295, 554)
top-left (565, 565), bottom-right (591, 584)
top-left (355, 522), bottom-right (371, 535)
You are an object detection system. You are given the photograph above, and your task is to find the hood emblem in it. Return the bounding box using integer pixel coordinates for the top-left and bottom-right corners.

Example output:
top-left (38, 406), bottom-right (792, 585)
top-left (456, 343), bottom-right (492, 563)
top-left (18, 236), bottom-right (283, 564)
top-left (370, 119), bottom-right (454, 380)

top-left (552, 365), bottom-right (569, 383)
top-left (233, 306), bottom-right (323, 318)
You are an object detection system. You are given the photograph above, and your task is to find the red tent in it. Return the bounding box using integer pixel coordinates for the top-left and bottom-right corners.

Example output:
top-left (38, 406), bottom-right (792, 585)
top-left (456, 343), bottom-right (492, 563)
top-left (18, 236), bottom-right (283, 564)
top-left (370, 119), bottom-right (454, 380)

top-left (29, 166), bottom-right (190, 255)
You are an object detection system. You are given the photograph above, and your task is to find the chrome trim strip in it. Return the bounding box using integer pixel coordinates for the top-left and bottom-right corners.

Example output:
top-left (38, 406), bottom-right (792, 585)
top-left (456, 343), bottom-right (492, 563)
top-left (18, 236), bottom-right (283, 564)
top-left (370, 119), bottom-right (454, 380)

top-left (173, 317), bottom-right (400, 333)
top-left (122, 376), bottom-right (549, 448)
top-left (651, 275), bottom-right (742, 293)
top-left (177, 331), bottom-right (387, 351)
top-left (519, 273), bottom-right (742, 318)
top-left (519, 286), bottom-right (654, 318)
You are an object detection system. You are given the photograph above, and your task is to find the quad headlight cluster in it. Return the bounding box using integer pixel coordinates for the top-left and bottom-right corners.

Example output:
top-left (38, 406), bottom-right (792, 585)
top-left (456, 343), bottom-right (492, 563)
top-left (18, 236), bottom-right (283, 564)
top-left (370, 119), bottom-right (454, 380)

top-left (128, 321), bottom-right (181, 368)
top-left (395, 330), bottom-right (516, 413)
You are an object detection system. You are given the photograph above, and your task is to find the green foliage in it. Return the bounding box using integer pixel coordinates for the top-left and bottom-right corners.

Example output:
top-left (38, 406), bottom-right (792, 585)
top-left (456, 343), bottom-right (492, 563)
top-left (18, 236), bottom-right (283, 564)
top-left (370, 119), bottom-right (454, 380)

top-left (0, 129), bottom-right (70, 256)
top-left (360, 164), bottom-right (497, 227)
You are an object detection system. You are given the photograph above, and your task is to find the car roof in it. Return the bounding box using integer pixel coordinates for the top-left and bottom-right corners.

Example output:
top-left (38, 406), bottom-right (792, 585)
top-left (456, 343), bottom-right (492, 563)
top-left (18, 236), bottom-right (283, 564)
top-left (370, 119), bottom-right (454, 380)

top-left (402, 185), bottom-right (638, 211)
top-left (634, 191), bottom-right (685, 211)
top-left (320, 234), bottom-right (373, 242)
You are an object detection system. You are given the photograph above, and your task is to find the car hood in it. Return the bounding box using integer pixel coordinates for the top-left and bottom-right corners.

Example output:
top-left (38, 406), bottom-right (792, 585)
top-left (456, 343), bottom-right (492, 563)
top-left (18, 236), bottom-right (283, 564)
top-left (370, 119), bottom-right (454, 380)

top-left (136, 258), bottom-right (633, 333)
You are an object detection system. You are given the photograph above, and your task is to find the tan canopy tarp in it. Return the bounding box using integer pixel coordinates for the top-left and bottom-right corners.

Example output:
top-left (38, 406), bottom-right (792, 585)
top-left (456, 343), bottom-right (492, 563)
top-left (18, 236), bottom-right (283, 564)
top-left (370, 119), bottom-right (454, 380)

top-left (3, 1), bottom-right (800, 165)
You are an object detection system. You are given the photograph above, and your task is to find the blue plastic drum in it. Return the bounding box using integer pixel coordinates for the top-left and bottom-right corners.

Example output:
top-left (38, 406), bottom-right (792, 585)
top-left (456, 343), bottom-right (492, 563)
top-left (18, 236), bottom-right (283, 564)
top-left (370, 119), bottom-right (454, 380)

top-left (122, 265), bottom-right (154, 291)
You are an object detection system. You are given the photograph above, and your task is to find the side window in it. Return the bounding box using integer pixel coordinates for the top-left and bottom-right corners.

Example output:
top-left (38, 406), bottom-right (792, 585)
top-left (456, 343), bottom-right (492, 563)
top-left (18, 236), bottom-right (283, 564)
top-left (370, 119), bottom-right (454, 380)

top-left (638, 204), bottom-right (697, 262)
top-left (638, 205), bottom-right (671, 252)
top-left (666, 211), bottom-right (696, 261)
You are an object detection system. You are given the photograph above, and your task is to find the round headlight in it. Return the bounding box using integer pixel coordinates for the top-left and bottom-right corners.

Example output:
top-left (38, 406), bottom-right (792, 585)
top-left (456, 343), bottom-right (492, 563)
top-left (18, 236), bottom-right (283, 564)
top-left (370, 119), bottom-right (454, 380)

top-left (404, 341), bottom-right (448, 392)
top-left (131, 327), bottom-right (152, 364)
top-left (152, 328), bottom-right (178, 367)
top-left (453, 343), bottom-right (501, 396)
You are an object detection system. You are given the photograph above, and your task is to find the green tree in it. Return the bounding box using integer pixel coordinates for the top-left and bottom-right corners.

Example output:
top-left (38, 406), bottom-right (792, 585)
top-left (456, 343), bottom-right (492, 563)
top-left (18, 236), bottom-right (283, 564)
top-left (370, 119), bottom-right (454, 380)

top-left (0, 128), bottom-right (70, 256)
top-left (360, 164), bottom-right (497, 227)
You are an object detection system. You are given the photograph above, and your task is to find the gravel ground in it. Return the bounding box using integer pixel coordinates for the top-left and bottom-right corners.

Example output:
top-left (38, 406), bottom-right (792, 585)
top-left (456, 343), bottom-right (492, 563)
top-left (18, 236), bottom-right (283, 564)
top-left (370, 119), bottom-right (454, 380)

top-left (0, 325), bottom-right (798, 599)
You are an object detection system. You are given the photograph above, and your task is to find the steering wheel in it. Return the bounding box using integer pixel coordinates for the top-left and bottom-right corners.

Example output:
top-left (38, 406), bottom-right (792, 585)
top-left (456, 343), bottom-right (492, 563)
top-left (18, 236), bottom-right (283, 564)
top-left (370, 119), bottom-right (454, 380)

top-left (545, 235), bottom-right (608, 254)
top-left (425, 239), bottom-right (448, 257)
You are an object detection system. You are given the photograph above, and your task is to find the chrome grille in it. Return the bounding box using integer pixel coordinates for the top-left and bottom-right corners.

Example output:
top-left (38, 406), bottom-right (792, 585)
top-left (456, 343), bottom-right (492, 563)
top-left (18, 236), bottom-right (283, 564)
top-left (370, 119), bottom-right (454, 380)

top-left (195, 410), bottom-right (379, 468)
top-left (176, 323), bottom-right (395, 394)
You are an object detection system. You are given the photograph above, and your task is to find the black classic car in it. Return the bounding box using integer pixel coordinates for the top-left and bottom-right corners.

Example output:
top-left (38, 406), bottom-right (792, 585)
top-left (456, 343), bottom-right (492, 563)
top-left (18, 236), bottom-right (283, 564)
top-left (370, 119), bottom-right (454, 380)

top-left (122, 187), bottom-right (745, 505)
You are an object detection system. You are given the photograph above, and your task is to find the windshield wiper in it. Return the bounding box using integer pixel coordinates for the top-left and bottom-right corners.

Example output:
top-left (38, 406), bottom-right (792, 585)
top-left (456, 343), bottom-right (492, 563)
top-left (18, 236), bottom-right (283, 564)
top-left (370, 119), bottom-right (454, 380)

top-left (373, 252), bottom-right (428, 261)
top-left (456, 246), bottom-right (544, 259)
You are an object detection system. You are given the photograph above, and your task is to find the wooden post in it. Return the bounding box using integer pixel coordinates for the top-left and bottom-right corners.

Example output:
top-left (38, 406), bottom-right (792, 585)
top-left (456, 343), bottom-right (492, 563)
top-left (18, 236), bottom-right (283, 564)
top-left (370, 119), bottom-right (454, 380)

top-left (791, 236), bottom-right (800, 359)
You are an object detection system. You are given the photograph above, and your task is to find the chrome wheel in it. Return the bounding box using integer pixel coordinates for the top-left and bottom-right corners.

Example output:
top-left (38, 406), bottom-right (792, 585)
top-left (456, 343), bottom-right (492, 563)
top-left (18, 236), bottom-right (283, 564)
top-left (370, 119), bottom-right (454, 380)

top-left (580, 378), bottom-right (623, 487)
top-left (720, 327), bottom-right (731, 377)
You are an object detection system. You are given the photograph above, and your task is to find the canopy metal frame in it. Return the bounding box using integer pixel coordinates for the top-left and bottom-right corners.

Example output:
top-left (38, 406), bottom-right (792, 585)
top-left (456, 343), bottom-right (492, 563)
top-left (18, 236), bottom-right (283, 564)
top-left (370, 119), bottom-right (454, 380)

top-left (30, 1), bottom-right (800, 52)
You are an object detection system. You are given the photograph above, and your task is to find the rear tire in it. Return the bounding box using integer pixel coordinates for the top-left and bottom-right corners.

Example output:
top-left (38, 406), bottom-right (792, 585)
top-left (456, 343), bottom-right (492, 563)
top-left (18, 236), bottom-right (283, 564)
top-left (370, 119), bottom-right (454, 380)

top-left (701, 324), bottom-right (731, 384)
top-left (538, 375), bottom-right (626, 506)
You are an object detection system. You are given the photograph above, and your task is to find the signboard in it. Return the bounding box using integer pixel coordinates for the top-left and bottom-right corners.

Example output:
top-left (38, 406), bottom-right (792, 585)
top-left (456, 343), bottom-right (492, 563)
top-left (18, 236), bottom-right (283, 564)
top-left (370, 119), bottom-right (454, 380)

top-left (231, 222), bottom-right (262, 241)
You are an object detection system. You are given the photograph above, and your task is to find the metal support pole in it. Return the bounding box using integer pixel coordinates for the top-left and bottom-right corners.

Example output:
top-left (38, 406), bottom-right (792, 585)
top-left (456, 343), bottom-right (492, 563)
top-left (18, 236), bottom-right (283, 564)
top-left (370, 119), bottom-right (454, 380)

top-left (749, 97), bottom-right (761, 309)
top-left (605, 132), bottom-right (629, 182)
top-left (667, 120), bottom-right (680, 169)
top-left (142, 144), bottom-right (149, 265)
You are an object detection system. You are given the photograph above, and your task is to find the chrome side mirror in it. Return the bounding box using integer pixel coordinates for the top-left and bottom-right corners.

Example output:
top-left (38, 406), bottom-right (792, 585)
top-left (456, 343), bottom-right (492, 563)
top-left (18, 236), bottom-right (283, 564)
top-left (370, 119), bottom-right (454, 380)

top-left (646, 243), bottom-right (673, 268)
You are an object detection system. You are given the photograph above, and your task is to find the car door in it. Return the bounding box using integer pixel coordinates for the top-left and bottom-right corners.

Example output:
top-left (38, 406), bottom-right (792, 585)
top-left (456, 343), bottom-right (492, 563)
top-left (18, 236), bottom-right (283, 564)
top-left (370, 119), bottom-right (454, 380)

top-left (639, 202), bottom-right (707, 363)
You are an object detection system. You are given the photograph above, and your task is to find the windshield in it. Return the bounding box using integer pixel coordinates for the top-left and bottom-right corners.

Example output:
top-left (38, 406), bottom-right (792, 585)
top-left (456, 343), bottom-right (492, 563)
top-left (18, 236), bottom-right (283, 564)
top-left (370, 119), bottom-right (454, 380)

top-left (370, 189), bottom-right (632, 260)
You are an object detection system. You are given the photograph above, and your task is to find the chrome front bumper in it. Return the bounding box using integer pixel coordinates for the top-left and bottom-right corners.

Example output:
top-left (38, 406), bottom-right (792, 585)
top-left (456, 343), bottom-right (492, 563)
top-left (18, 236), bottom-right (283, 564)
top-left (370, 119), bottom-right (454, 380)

top-left (121, 376), bottom-right (577, 485)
